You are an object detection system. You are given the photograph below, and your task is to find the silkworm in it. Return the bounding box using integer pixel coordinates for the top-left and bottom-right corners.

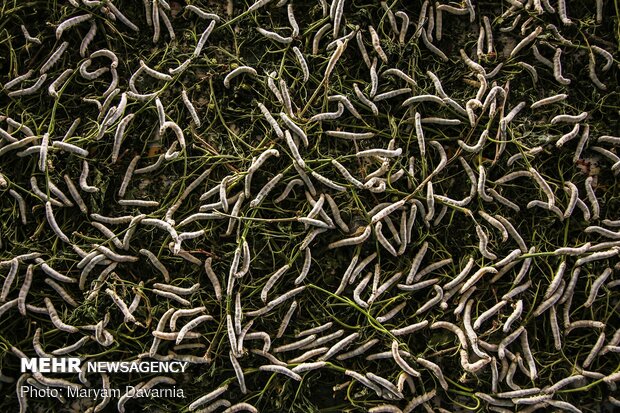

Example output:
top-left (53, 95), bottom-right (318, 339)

top-left (530, 93), bottom-right (568, 110)
top-left (348, 84), bottom-right (377, 116)
top-left (582, 176), bottom-right (601, 220)
top-left (390, 320), bottom-right (429, 337)
top-left (258, 264), bottom-right (289, 303)
top-left (373, 87), bottom-right (412, 102)
top-left (256, 27), bottom-right (292, 43)
top-left (187, 28), bottom-right (215, 62)
top-left (550, 47), bottom-right (572, 85)
top-left (39, 41), bottom-right (69, 74)
top-left (583, 267), bottom-right (612, 308)
top-left (14, 264), bottom-right (33, 315)
top-left (43, 201), bottom-right (70, 243)
top-left (3, 69), bottom-right (34, 90)
top-left (353, 30), bottom-right (372, 69)
top-left (223, 66), bottom-right (258, 89)
top-left (20, 24), bottom-right (41, 46)
top-left (177, 90), bottom-right (201, 128)
top-left (47, 68), bottom-right (74, 98)
top-left (43, 297), bottom-right (79, 332)
top-left (532, 279), bottom-right (565, 317)
top-left (557, 266), bottom-right (578, 304)
top-left (144, 217), bottom-right (181, 240)
top-left (56, 13), bottom-right (92, 40)
top-left (7, 73), bottom-right (47, 97)
top-left (296, 322), bottom-right (333, 339)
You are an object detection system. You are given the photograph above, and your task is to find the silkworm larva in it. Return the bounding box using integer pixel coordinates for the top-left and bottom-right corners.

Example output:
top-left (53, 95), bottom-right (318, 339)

top-left (583, 267), bottom-right (612, 308)
top-left (256, 27), bottom-right (292, 44)
top-left (7, 189), bottom-right (27, 225)
top-left (418, 28), bottom-right (448, 62)
top-left (347, 84), bottom-right (377, 117)
top-left (114, 156), bottom-right (140, 202)
top-left (390, 320), bottom-right (429, 337)
top-left (530, 93), bottom-right (568, 109)
top-left (56, 14), bottom-right (92, 40)
top-left (39, 41), bottom-right (69, 74)
top-left (194, 21), bottom-right (216, 54)
top-left (179, 90), bottom-right (201, 127)
top-left (15, 264), bottom-right (33, 315)
top-left (3, 69), bottom-right (35, 91)
top-left (550, 47), bottom-right (572, 85)
top-left (583, 176), bottom-right (600, 220)
top-left (259, 264), bottom-right (290, 303)
top-left (44, 297), bottom-right (79, 332)
top-left (7, 73), bottom-right (47, 97)
top-left (48, 68), bottom-right (74, 98)
top-left (43, 201), bottom-right (70, 243)
top-left (174, 314), bottom-right (213, 345)
top-left (533, 279), bottom-right (565, 317)
top-left (188, 385), bottom-right (228, 412)
top-left (507, 26), bottom-right (541, 59)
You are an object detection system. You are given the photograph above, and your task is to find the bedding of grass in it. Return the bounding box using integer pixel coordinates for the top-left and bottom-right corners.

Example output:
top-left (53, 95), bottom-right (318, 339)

top-left (0, 0), bottom-right (618, 412)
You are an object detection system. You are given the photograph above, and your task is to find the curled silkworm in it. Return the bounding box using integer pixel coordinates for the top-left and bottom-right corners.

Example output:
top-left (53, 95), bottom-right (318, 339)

top-left (328, 225), bottom-right (371, 249)
top-left (351, 83), bottom-right (378, 116)
top-left (48, 68), bottom-right (74, 98)
top-left (44, 202), bottom-right (70, 243)
top-left (261, 265), bottom-right (290, 302)
top-left (56, 14), bottom-right (92, 40)
top-left (223, 66), bottom-right (257, 89)
top-left (7, 73), bottom-right (47, 97)
top-left (552, 47), bottom-right (571, 85)
top-left (44, 297), bottom-right (79, 332)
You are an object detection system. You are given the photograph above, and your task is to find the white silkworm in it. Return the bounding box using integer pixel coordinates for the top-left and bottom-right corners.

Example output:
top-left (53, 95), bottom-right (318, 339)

top-left (367, 26), bottom-right (388, 63)
top-left (3, 70), bottom-right (32, 90)
top-left (584, 267), bottom-right (612, 308)
top-left (351, 83), bottom-right (378, 116)
top-left (181, 90), bottom-right (200, 127)
top-left (531, 93), bottom-right (568, 109)
top-left (533, 279), bottom-right (565, 317)
top-left (175, 314), bottom-right (213, 344)
top-left (556, 123), bottom-right (581, 148)
top-left (354, 30), bottom-right (372, 69)
top-left (373, 88), bottom-right (412, 102)
top-left (474, 300), bottom-right (507, 331)
top-left (261, 265), bottom-right (290, 302)
top-left (510, 27), bottom-right (542, 58)
top-left (48, 68), bottom-right (73, 98)
top-left (390, 320), bottom-right (429, 336)
top-left (256, 27), bottom-right (292, 43)
top-left (40, 41), bottom-right (69, 74)
top-left (44, 297), bottom-right (79, 332)
top-left (319, 332), bottom-right (359, 361)
top-left (502, 299), bottom-right (524, 333)
top-left (44, 201), bottom-right (70, 243)
top-left (7, 73), bottom-right (47, 97)
top-left (584, 176), bottom-right (600, 220)
top-left (258, 365), bottom-right (302, 382)
top-left (476, 225), bottom-right (497, 260)
top-left (573, 123), bottom-right (590, 163)
top-left (280, 112), bottom-right (308, 146)
top-left (8, 189), bottom-right (27, 225)
top-left (56, 14), bottom-right (92, 40)
top-left (529, 167), bottom-right (555, 209)
top-left (16, 264), bottom-right (33, 315)
top-left (223, 66), bottom-right (257, 89)
top-left (552, 47), bottom-right (571, 85)
top-left (193, 20), bottom-right (216, 58)
top-left (117, 155), bottom-right (140, 200)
